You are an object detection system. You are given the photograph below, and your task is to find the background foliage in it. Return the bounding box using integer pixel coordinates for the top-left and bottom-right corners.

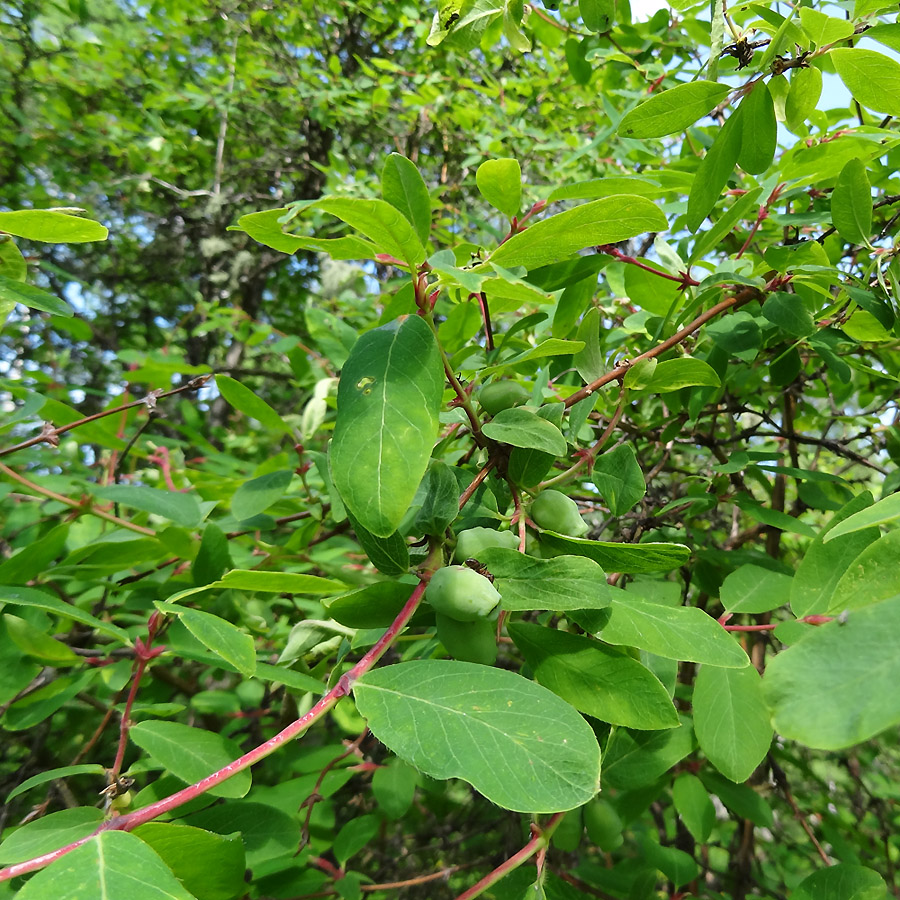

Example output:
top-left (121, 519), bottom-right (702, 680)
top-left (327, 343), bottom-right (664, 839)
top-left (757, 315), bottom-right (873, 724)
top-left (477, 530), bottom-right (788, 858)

top-left (2, 0), bottom-right (900, 898)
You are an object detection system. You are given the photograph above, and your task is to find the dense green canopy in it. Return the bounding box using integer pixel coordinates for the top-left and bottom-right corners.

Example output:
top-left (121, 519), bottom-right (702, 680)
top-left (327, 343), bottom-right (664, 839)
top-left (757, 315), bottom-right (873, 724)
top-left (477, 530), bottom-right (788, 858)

top-left (2, 0), bottom-right (900, 898)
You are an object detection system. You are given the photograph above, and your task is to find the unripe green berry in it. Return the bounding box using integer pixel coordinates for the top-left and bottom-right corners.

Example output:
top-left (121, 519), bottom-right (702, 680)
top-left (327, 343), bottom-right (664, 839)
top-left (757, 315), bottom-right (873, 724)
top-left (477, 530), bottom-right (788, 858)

top-left (435, 613), bottom-right (497, 665)
top-left (478, 381), bottom-right (530, 416)
top-left (530, 490), bottom-right (589, 537)
top-left (584, 797), bottom-right (624, 852)
top-left (454, 526), bottom-right (519, 562)
top-left (426, 565), bottom-right (502, 622)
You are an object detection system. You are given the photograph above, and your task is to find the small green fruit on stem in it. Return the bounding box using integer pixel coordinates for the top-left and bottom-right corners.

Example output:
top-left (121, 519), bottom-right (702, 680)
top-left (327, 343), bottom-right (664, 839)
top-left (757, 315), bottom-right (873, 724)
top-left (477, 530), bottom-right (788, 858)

top-left (454, 526), bottom-right (519, 562)
top-left (530, 489), bottom-right (589, 537)
top-left (426, 565), bottom-right (502, 622)
top-left (435, 613), bottom-right (498, 665)
top-left (478, 381), bottom-right (530, 415)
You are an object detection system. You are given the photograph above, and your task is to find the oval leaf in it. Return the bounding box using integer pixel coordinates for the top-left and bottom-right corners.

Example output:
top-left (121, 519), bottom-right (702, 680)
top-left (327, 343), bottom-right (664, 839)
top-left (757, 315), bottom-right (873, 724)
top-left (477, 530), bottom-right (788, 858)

top-left (331, 315), bottom-right (444, 537)
top-left (831, 48), bottom-right (900, 116)
top-left (737, 82), bottom-right (776, 174)
top-left (618, 81), bottom-right (730, 139)
top-left (215, 375), bottom-right (290, 435)
top-left (489, 196), bottom-right (666, 270)
top-left (130, 721), bottom-right (251, 798)
top-left (593, 596), bottom-right (749, 667)
top-left (0, 275), bottom-right (74, 317)
top-left (764, 594), bottom-right (900, 750)
top-left (477, 547), bottom-right (615, 610)
top-left (180, 609), bottom-right (257, 677)
top-left (0, 210), bottom-right (108, 243)
top-left (831, 157), bottom-right (873, 245)
top-left (382, 153), bottom-right (431, 244)
top-left (693, 663), bottom-right (773, 782)
top-left (509, 622), bottom-right (679, 730)
top-left (476, 158), bottom-right (522, 218)
top-left (538, 533), bottom-right (690, 573)
top-left (15, 831), bottom-right (194, 900)
top-left (354, 660), bottom-right (601, 813)
top-left (481, 407), bottom-right (567, 456)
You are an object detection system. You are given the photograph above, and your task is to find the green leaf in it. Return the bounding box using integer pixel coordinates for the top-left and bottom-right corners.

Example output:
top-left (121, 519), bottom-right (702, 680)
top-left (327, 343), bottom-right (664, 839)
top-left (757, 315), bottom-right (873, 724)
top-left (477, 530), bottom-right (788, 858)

top-left (334, 814), bottom-right (381, 867)
top-left (91, 485), bottom-right (202, 527)
top-left (481, 339), bottom-right (585, 377)
top-left (602, 722), bottom-right (693, 790)
top-left (693, 664), bottom-right (772, 782)
top-left (0, 808), bottom-right (104, 865)
top-left (699, 770), bottom-right (773, 827)
top-left (476, 158), bottom-right (522, 218)
top-left (4, 614), bottom-right (80, 665)
top-left (215, 375), bottom-right (291, 435)
top-left (15, 831), bottom-right (195, 900)
top-left (828, 530), bottom-right (900, 613)
top-left (593, 444), bottom-right (646, 515)
top-left (791, 493), bottom-right (878, 617)
top-left (0, 209), bottom-right (108, 243)
top-left (179, 609), bottom-right (257, 677)
top-left (354, 660), bottom-right (601, 813)
top-left (6, 764), bottom-right (106, 803)
top-left (642, 357), bottom-right (720, 393)
top-left (509, 622), bottom-right (679, 729)
top-left (0, 585), bottom-right (130, 641)
top-left (0, 237), bottom-right (27, 281)
top-left (831, 48), bottom-right (900, 117)
top-left (672, 773), bottom-right (715, 842)
top-left (183, 801), bottom-right (299, 867)
top-left (231, 209), bottom-right (378, 258)
top-left (721, 565), bottom-right (792, 614)
top-left (372, 758), bottom-right (417, 819)
top-left (617, 81), bottom-right (730, 139)
top-left (831, 157), bottom-right (873, 245)
top-left (0, 275), bottom-right (73, 317)
top-left (130, 721), bottom-right (251, 798)
top-left (382, 153), bottom-right (431, 245)
top-left (825, 490), bottom-right (900, 541)
top-left (168, 569), bottom-right (344, 604)
top-left (765, 595), bottom-right (900, 750)
top-left (785, 65), bottom-right (823, 134)
top-left (588, 595), bottom-right (749, 667)
top-left (737, 82), bottom-right (776, 175)
top-left (507, 404), bottom-right (563, 487)
top-left (641, 838), bottom-right (700, 888)
top-left (478, 548), bottom-right (615, 610)
top-left (133, 824), bottom-right (246, 900)
top-left (761, 292), bottom-right (816, 337)
top-left (793, 864), bottom-right (887, 900)
top-left (231, 469), bottom-right (293, 521)
top-left (324, 582), bottom-right (417, 628)
top-left (346, 510), bottom-right (409, 576)
top-left (317, 197), bottom-right (426, 269)
top-left (686, 107), bottom-right (743, 233)
top-left (0, 523), bottom-right (68, 585)
top-left (488, 196), bottom-right (666, 270)
top-left (573, 307), bottom-right (603, 384)
top-left (579, 0), bottom-right (614, 32)
top-left (331, 315), bottom-right (443, 537)
top-left (192, 524), bottom-right (232, 586)
top-left (481, 407), bottom-right (567, 455)
top-left (799, 8), bottom-right (854, 47)
top-left (691, 191), bottom-right (761, 263)
top-left (539, 533), bottom-right (690, 573)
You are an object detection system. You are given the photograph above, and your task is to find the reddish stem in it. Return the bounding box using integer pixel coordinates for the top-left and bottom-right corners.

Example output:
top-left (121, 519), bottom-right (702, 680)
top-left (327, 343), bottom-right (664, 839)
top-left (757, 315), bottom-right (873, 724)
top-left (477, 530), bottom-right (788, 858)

top-left (596, 244), bottom-right (699, 288)
top-left (453, 813), bottom-right (564, 900)
top-left (0, 580), bottom-right (430, 882)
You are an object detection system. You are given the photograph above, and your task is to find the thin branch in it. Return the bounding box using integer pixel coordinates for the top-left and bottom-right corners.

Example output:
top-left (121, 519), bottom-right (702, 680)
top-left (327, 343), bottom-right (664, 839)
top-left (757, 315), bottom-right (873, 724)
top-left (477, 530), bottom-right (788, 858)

top-left (0, 461), bottom-right (155, 536)
top-left (0, 574), bottom-right (434, 882)
top-left (0, 375), bottom-right (212, 459)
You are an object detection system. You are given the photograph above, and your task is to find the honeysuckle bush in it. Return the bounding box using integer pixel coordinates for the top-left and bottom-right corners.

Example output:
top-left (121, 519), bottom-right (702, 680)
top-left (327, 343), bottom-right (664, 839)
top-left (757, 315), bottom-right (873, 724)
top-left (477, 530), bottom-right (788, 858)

top-left (2, 0), bottom-right (900, 898)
